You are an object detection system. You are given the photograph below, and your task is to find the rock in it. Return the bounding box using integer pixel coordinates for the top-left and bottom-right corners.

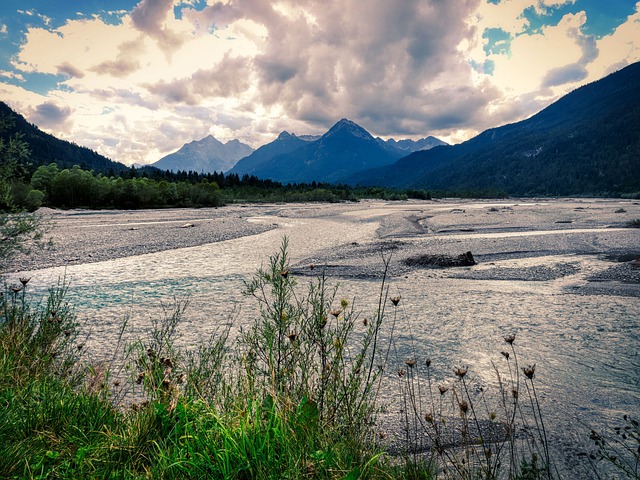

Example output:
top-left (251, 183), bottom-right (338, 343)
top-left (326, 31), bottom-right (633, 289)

top-left (631, 258), bottom-right (640, 267)
top-left (404, 251), bottom-right (476, 268)
top-left (180, 223), bottom-right (195, 228)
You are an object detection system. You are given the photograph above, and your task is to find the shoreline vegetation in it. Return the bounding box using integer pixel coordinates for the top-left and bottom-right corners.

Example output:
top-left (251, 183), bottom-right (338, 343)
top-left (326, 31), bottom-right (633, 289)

top-left (2, 238), bottom-right (639, 479)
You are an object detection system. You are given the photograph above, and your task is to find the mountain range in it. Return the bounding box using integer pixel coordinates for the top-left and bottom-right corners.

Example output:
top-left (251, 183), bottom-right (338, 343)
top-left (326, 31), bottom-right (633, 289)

top-left (152, 135), bottom-right (253, 173)
top-left (228, 119), bottom-right (445, 183)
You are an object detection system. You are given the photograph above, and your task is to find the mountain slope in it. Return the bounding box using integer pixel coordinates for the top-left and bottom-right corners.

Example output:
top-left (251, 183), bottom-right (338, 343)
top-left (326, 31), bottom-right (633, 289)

top-left (229, 131), bottom-right (311, 177)
top-left (245, 119), bottom-right (406, 183)
top-left (353, 62), bottom-right (640, 195)
top-left (153, 135), bottom-right (253, 173)
top-left (0, 101), bottom-right (128, 173)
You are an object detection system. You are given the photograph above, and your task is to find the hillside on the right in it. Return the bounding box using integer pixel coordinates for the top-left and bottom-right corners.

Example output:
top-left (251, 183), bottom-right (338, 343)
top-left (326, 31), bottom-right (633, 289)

top-left (350, 61), bottom-right (640, 197)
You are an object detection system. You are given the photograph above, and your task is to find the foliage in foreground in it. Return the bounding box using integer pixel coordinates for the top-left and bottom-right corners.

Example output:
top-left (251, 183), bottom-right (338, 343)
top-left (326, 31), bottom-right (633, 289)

top-left (0, 244), bottom-right (394, 479)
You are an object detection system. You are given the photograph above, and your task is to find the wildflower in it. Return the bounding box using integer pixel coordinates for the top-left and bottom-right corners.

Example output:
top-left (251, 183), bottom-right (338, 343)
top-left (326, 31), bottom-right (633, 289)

top-left (454, 366), bottom-right (468, 378)
top-left (522, 364), bottom-right (536, 379)
top-left (438, 384), bottom-right (449, 395)
top-left (490, 411), bottom-right (496, 421)
top-left (340, 298), bottom-right (348, 309)
top-left (19, 277), bottom-right (31, 286)
top-left (390, 295), bottom-right (401, 306)
top-left (459, 400), bottom-right (469, 415)
top-left (500, 351), bottom-right (510, 360)
top-left (405, 358), bottom-right (417, 368)
top-left (504, 333), bottom-right (516, 345)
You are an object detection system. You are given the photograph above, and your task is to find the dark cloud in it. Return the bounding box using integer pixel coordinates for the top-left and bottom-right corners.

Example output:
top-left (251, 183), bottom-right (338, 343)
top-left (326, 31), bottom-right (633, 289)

top-left (196, 0), bottom-right (488, 136)
top-left (57, 62), bottom-right (85, 78)
top-left (131, 0), bottom-right (185, 52)
top-left (30, 102), bottom-right (72, 129)
top-left (91, 39), bottom-right (144, 77)
top-left (542, 64), bottom-right (588, 87)
top-left (145, 54), bottom-right (253, 104)
top-left (542, 27), bottom-right (598, 88)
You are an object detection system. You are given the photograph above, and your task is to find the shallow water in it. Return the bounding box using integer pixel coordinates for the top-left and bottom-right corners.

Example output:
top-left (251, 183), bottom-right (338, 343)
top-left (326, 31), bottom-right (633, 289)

top-left (7, 200), bottom-right (640, 477)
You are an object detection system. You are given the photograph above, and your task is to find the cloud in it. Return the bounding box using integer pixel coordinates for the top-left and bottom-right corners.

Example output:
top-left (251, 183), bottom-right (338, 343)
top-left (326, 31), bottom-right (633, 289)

top-left (131, 0), bottom-right (186, 53)
top-left (29, 102), bottom-right (73, 130)
top-left (56, 62), bottom-right (85, 79)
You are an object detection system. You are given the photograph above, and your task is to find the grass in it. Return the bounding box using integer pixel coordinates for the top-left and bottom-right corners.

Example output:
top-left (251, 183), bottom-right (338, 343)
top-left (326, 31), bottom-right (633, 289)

top-left (1, 240), bottom-right (638, 479)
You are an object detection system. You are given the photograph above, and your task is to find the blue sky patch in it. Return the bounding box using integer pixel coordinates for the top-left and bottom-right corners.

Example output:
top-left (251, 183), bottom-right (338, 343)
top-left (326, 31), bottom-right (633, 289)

top-left (520, 0), bottom-right (636, 39)
top-left (483, 27), bottom-right (512, 56)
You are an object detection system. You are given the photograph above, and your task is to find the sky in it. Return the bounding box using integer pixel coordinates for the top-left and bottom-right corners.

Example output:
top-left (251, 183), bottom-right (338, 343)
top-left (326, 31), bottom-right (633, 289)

top-left (0, 0), bottom-right (639, 166)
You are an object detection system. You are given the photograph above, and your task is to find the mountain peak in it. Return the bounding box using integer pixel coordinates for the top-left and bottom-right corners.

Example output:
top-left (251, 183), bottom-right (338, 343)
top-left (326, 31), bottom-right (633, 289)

top-left (277, 131), bottom-right (295, 140)
top-left (325, 118), bottom-right (373, 140)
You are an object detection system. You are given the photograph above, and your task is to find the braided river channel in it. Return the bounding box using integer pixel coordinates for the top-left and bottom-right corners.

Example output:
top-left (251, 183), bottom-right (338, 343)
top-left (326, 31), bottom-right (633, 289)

top-left (7, 199), bottom-right (640, 477)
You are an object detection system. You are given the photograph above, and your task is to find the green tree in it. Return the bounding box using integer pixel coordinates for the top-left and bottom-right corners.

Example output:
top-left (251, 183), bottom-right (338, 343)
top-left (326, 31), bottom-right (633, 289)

top-left (0, 115), bottom-right (47, 269)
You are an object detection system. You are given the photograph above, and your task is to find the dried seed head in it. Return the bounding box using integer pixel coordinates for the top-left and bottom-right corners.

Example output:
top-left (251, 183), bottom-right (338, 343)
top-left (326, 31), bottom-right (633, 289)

top-left (309, 263), bottom-right (315, 271)
top-left (459, 400), bottom-right (469, 415)
top-left (147, 348), bottom-right (156, 359)
top-left (500, 351), bottom-right (510, 360)
top-left (490, 411), bottom-right (496, 421)
top-left (329, 308), bottom-right (342, 318)
top-left (363, 317), bottom-right (368, 326)
top-left (425, 413), bottom-right (434, 424)
top-left (340, 298), bottom-right (348, 309)
top-left (397, 369), bottom-right (406, 377)
top-left (19, 277), bottom-right (31, 286)
top-left (378, 431), bottom-right (387, 439)
top-left (318, 316), bottom-right (327, 329)
top-left (280, 270), bottom-right (289, 279)
top-left (522, 364), bottom-right (536, 380)
top-left (454, 367), bottom-right (468, 378)
top-left (287, 332), bottom-right (298, 342)
top-left (390, 295), bottom-right (401, 306)
top-left (11, 286), bottom-right (22, 294)
top-left (64, 329), bottom-right (71, 337)
top-left (504, 334), bottom-right (516, 345)
top-left (405, 358), bottom-right (417, 368)
top-left (136, 372), bottom-right (144, 384)
top-left (425, 358), bottom-right (432, 368)
top-left (512, 388), bottom-right (518, 399)
top-left (438, 384), bottom-right (449, 395)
